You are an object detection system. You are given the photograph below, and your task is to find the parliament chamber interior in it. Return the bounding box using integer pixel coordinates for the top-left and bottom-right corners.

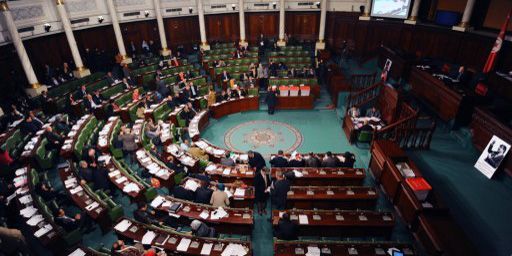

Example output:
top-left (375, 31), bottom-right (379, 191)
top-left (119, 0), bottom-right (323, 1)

top-left (0, 0), bottom-right (512, 255)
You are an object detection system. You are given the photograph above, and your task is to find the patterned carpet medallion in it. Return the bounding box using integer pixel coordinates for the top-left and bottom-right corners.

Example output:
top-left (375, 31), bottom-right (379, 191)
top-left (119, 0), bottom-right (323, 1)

top-left (224, 120), bottom-right (303, 155)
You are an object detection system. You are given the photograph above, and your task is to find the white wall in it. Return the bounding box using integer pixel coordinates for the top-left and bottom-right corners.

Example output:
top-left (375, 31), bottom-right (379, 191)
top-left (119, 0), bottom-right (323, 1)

top-left (0, 0), bottom-right (365, 45)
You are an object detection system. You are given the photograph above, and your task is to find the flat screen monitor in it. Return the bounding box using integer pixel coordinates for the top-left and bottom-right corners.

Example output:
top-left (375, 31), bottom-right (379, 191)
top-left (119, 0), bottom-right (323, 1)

top-left (392, 251), bottom-right (404, 256)
top-left (371, 0), bottom-right (412, 19)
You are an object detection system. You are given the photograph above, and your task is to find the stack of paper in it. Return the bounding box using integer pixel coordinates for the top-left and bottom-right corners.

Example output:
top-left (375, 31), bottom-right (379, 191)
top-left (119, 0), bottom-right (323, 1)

top-left (34, 224), bottom-right (53, 238)
top-left (114, 219), bottom-right (132, 232)
top-left (27, 214), bottom-right (44, 226)
top-left (151, 196), bottom-right (165, 208)
top-left (200, 243), bottom-right (213, 255)
top-left (177, 238), bottom-right (191, 252)
top-left (211, 207), bottom-right (228, 220)
top-left (234, 188), bottom-right (245, 197)
top-left (221, 243), bottom-right (248, 256)
top-left (184, 180), bottom-right (200, 191)
top-left (305, 246), bottom-right (320, 256)
top-left (142, 231), bottom-right (157, 245)
top-left (298, 215), bottom-right (309, 225)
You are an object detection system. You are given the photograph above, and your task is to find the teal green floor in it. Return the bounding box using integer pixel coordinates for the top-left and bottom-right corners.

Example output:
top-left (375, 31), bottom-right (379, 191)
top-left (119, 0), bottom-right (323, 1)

top-left (203, 109), bottom-right (413, 255)
top-left (407, 123), bottom-right (512, 256)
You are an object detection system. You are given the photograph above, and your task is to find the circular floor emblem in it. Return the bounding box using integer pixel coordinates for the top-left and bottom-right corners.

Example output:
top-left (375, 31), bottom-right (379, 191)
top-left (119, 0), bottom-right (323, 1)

top-left (224, 120), bottom-right (302, 155)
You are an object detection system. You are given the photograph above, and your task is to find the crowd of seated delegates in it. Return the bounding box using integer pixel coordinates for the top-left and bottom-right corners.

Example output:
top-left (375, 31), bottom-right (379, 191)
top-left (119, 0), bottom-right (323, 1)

top-left (43, 62), bottom-right (76, 88)
top-left (270, 150), bottom-right (356, 168)
top-left (268, 61), bottom-right (315, 79)
top-left (111, 239), bottom-right (168, 256)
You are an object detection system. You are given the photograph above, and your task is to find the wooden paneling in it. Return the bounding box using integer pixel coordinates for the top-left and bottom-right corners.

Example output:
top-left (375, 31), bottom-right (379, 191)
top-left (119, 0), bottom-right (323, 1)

top-left (285, 12), bottom-right (320, 42)
top-left (120, 20), bottom-right (159, 47)
top-left (205, 13), bottom-right (240, 42)
top-left (164, 16), bottom-right (200, 50)
top-left (75, 25), bottom-right (116, 52)
top-left (246, 12), bottom-right (279, 43)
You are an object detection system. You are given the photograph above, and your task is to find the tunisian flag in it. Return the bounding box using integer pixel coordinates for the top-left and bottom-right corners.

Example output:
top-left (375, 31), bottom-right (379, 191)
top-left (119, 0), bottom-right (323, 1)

top-left (476, 9), bottom-right (512, 96)
top-left (483, 9), bottom-right (512, 73)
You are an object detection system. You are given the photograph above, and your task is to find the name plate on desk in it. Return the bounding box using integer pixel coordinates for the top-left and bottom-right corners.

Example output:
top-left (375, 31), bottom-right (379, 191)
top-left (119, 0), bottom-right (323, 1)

top-left (346, 190), bottom-right (355, 195)
top-left (326, 190), bottom-right (334, 195)
top-left (306, 191), bottom-right (314, 195)
top-left (319, 171), bottom-right (326, 175)
top-left (336, 215), bottom-right (344, 221)
top-left (287, 191), bottom-right (294, 196)
top-left (358, 215), bottom-right (368, 221)
top-left (312, 215), bottom-right (321, 221)
top-left (294, 248), bottom-right (305, 254)
top-left (290, 214), bottom-right (298, 221)
top-left (337, 171), bottom-right (345, 175)
top-left (368, 190), bottom-right (376, 195)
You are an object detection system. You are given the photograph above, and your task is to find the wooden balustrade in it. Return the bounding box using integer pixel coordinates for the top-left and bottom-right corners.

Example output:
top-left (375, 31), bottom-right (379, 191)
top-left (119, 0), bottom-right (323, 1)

top-left (372, 103), bottom-right (423, 149)
top-left (351, 72), bottom-right (377, 91)
top-left (346, 82), bottom-right (382, 109)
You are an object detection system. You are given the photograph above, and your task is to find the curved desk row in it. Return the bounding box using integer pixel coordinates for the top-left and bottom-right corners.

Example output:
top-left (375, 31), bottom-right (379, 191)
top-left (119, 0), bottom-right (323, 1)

top-left (210, 96), bottom-right (260, 119)
top-left (274, 240), bottom-right (416, 256)
top-left (271, 167), bottom-right (366, 186)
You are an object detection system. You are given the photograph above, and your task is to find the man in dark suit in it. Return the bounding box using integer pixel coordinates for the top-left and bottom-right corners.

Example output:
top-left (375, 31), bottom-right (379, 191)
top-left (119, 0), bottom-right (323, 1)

top-left (76, 85), bottom-right (88, 100)
top-left (20, 116), bottom-right (41, 134)
top-left (106, 72), bottom-right (116, 84)
top-left (55, 208), bottom-right (92, 232)
top-left (321, 151), bottom-right (338, 167)
top-left (221, 70), bottom-right (231, 82)
top-left (271, 174), bottom-right (291, 210)
top-left (270, 150), bottom-right (288, 168)
top-left (274, 213), bottom-right (298, 240)
top-left (134, 203), bottom-right (159, 225)
top-left (173, 185), bottom-right (195, 201)
top-left (93, 166), bottom-right (111, 191)
top-left (195, 184), bottom-right (213, 205)
top-left (305, 152), bottom-right (320, 167)
top-left (44, 126), bottom-right (63, 151)
top-left (156, 76), bottom-right (169, 98)
top-left (92, 90), bottom-right (103, 105)
top-left (248, 150), bottom-right (266, 171)
top-left (78, 161), bottom-right (94, 184)
top-left (265, 87), bottom-right (278, 115)
top-left (187, 83), bottom-right (198, 99)
top-left (288, 154), bottom-right (305, 168)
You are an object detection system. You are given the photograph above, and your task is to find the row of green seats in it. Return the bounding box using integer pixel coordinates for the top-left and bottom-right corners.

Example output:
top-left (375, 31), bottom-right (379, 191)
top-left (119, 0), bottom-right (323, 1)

top-left (100, 83), bottom-right (126, 100)
top-left (204, 48), bottom-right (235, 55)
top-left (130, 64), bottom-right (159, 77)
top-left (269, 78), bottom-right (318, 86)
top-left (214, 65), bottom-right (250, 75)
top-left (47, 72), bottom-right (105, 99)
top-left (223, 58), bottom-right (257, 66)
top-left (203, 52), bottom-right (258, 61)
top-left (141, 65), bottom-right (197, 86)
top-left (210, 42), bottom-right (233, 49)
top-left (73, 116), bottom-right (103, 160)
top-left (109, 119), bottom-right (123, 159)
top-left (269, 56), bottom-right (310, 63)
top-left (113, 158), bottom-right (157, 202)
top-left (0, 129), bottom-right (31, 159)
top-left (36, 138), bottom-right (57, 170)
top-left (30, 169), bottom-right (82, 247)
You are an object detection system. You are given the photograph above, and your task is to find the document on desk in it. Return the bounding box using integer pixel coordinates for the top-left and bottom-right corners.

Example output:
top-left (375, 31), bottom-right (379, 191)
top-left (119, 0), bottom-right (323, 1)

top-left (299, 214), bottom-right (309, 225)
top-left (114, 219), bottom-right (132, 232)
top-left (150, 196), bottom-right (165, 208)
top-left (234, 188), bottom-right (245, 197)
top-left (142, 231), bottom-right (157, 245)
top-left (221, 243), bottom-right (248, 256)
top-left (70, 186), bottom-right (83, 195)
top-left (177, 238), bottom-right (191, 252)
top-left (34, 224), bottom-right (53, 238)
top-left (85, 202), bottom-right (100, 211)
top-left (305, 246), bottom-right (320, 256)
top-left (211, 207), bottom-right (228, 220)
top-left (200, 243), bottom-right (213, 255)
top-left (68, 248), bottom-right (86, 256)
top-left (199, 210), bottom-right (210, 219)
top-left (184, 180), bottom-right (200, 191)
top-left (20, 206), bottom-right (37, 218)
top-left (27, 214), bottom-right (44, 226)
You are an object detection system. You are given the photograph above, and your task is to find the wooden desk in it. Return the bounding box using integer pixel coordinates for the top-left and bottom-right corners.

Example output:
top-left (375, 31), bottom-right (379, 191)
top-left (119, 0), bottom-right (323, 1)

top-left (413, 212), bottom-right (478, 256)
top-left (210, 96), bottom-right (259, 119)
top-left (206, 163), bottom-right (255, 185)
top-left (60, 115), bottom-right (93, 158)
top-left (276, 96), bottom-right (314, 110)
top-left (153, 196), bottom-right (253, 235)
top-left (409, 67), bottom-right (463, 122)
top-left (97, 117), bottom-right (120, 153)
top-left (188, 110), bottom-right (210, 141)
top-left (109, 157), bottom-right (146, 200)
top-left (370, 140), bottom-right (422, 203)
top-left (165, 144), bottom-right (200, 173)
top-left (58, 162), bottom-right (110, 230)
top-left (286, 186), bottom-right (378, 210)
top-left (272, 209), bottom-right (395, 238)
top-left (180, 177), bottom-right (255, 209)
top-left (114, 218), bottom-right (252, 256)
top-left (274, 240), bottom-right (417, 256)
top-left (470, 107), bottom-right (512, 176)
top-left (271, 167), bottom-right (365, 186)
top-left (135, 149), bottom-right (175, 189)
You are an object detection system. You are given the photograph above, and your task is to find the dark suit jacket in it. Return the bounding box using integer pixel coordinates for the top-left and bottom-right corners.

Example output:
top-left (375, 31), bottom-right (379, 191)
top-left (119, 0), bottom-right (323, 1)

top-left (270, 156), bottom-right (288, 168)
top-left (288, 159), bottom-right (305, 168)
top-left (195, 187), bottom-right (213, 205)
top-left (173, 186), bottom-right (194, 201)
top-left (55, 216), bottom-right (78, 232)
top-left (249, 152), bottom-right (266, 171)
top-left (93, 167), bottom-right (110, 190)
top-left (134, 209), bottom-right (157, 225)
top-left (305, 157), bottom-right (320, 167)
top-left (78, 167), bottom-right (94, 183)
top-left (271, 179), bottom-right (290, 207)
top-left (254, 172), bottom-right (270, 202)
top-left (321, 157), bottom-right (338, 167)
top-left (275, 219), bottom-right (298, 240)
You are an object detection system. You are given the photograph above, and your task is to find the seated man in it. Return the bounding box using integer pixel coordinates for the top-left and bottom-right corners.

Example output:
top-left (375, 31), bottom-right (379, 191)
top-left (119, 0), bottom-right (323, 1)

top-left (190, 220), bottom-right (216, 238)
top-left (210, 183), bottom-right (230, 208)
top-left (220, 152), bottom-right (235, 166)
top-left (133, 203), bottom-right (159, 225)
top-left (340, 151), bottom-right (356, 168)
top-left (274, 213), bottom-right (298, 240)
top-left (54, 208), bottom-right (92, 232)
top-left (270, 150), bottom-right (288, 168)
top-left (45, 126), bottom-right (64, 151)
top-left (348, 106), bottom-right (360, 118)
top-left (287, 154), bottom-right (305, 168)
top-left (78, 161), bottom-right (94, 184)
top-left (321, 151), bottom-right (339, 167)
top-left (173, 184), bottom-right (195, 201)
top-left (365, 107), bottom-right (381, 119)
top-left (305, 152), bottom-right (320, 167)
top-left (195, 183), bottom-right (213, 205)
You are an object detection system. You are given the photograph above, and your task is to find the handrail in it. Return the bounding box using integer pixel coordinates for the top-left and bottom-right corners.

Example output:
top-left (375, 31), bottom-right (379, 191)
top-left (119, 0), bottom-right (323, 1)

top-left (350, 72), bottom-right (377, 91)
top-left (346, 82), bottom-right (383, 109)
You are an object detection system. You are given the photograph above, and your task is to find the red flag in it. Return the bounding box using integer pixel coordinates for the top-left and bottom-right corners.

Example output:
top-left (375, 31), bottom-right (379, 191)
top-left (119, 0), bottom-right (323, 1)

top-left (483, 9), bottom-right (511, 73)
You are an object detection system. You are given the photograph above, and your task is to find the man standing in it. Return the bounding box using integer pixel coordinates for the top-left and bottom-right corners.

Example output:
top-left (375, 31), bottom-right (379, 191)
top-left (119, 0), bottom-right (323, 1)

top-left (266, 87), bottom-right (278, 115)
top-left (271, 173), bottom-right (291, 210)
top-left (248, 150), bottom-right (266, 171)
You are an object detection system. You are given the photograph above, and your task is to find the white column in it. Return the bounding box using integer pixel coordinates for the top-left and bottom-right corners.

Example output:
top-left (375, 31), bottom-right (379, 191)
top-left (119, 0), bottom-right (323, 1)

top-left (453, 0), bottom-right (475, 31)
top-left (153, 0), bottom-right (170, 56)
top-left (238, 0), bottom-right (247, 47)
top-left (55, 0), bottom-right (90, 78)
top-left (197, 0), bottom-right (210, 50)
top-left (106, 0), bottom-right (131, 63)
top-left (277, 0), bottom-right (286, 46)
top-left (315, 0), bottom-right (327, 51)
top-left (359, 0), bottom-right (371, 20)
top-left (405, 0), bottom-right (421, 24)
top-left (1, 2), bottom-right (46, 97)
